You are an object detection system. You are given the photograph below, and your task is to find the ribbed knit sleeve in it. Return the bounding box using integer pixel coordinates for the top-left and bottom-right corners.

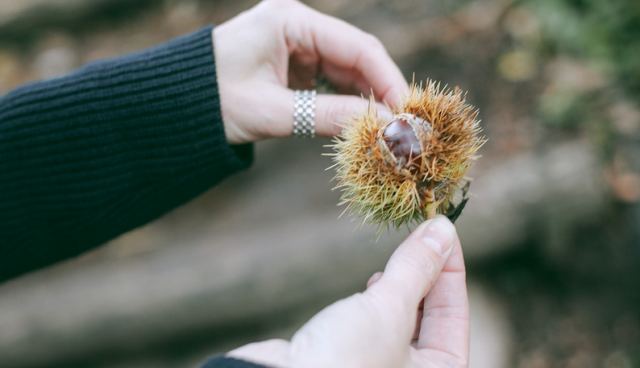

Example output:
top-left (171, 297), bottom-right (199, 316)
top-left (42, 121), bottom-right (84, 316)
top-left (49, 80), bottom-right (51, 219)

top-left (202, 356), bottom-right (268, 368)
top-left (0, 27), bottom-right (253, 282)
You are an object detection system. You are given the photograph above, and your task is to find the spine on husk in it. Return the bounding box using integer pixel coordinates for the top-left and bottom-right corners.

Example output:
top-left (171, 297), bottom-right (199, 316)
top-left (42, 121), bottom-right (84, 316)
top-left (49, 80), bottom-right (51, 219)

top-left (329, 80), bottom-right (486, 229)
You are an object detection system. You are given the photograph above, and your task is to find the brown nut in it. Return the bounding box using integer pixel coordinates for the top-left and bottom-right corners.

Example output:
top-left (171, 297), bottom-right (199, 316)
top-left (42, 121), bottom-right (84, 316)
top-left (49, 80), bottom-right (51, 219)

top-left (378, 113), bottom-right (431, 171)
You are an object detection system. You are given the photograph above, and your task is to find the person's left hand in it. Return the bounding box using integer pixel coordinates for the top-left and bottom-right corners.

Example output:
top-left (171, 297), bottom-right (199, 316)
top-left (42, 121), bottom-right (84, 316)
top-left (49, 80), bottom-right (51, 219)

top-left (227, 216), bottom-right (469, 368)
top-left (213, 0), bottom-right (408, 144)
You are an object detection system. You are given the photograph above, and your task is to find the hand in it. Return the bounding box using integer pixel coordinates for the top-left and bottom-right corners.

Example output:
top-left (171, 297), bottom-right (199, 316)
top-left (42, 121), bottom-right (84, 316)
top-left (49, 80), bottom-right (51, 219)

top-left (228, 216), bottom-right (469, 368)
top-left (213, 0), bottom-right (409, 144)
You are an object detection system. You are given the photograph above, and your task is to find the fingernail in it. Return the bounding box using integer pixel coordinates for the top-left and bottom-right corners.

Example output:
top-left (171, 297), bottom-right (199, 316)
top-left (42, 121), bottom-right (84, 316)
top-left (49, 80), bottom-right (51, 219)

top-left (389, 94), bottom-right (403, 109)
top-left (387, 87), bottom-right (407, 109)
top-left (419, 215), bottom-right (455, 256)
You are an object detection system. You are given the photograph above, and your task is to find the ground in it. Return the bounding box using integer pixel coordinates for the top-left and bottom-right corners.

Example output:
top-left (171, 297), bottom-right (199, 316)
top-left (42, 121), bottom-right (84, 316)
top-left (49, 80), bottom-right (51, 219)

top-left (0, 0), bottom-right (639, 367)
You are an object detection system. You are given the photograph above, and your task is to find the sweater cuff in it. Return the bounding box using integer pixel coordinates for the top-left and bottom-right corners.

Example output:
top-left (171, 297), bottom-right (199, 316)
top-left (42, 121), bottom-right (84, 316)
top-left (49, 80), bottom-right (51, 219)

top-left (207, 25), bottom-right (254, 172)
top-left (81, 24), bottom-right (253, 178)
top-left (158, 25), bottom-right (254, 175)
top-left (201, 356), bottom-right (269, 368)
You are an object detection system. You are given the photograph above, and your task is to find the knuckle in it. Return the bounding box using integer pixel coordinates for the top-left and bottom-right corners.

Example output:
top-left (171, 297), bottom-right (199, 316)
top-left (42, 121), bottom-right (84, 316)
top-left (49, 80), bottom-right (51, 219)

top-left (415, 350), bottom-right (469, 368)
top-left (262, 338), bottom-right (289, 349)
top-left (319, 102), bottom-right (344, 126)
top-left (402, 246), bottom-right (439, 279)
top-left (374, 281), bottom-right (413, 312)
top-left (265, 0), bottom-right (301, 11)
top-left (364, 32), bottom-right (384, 49)
top-left (447, 355), bottom-right (470, 368)
top-left (317, 105), bottom-right (333, 126)
top-left (265, 0), bottom-right (293, 6)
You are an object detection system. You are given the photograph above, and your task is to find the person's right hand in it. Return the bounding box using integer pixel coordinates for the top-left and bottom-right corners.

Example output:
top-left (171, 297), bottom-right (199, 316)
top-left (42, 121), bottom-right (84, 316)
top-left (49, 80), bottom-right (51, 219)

top-left (228, 216), bottom-right (469, 367)
top-left (213, 0), bottom-right (408, 144)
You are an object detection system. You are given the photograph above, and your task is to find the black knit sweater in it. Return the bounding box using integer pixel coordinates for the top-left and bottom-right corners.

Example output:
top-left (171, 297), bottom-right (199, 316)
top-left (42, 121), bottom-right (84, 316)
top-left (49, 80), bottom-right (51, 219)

top-left (0, 27), bottom-right (265, 368)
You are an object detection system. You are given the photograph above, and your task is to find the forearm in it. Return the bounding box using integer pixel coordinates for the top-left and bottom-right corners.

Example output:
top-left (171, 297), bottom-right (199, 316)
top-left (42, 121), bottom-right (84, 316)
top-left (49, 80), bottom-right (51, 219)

top-left (0, 27), bottom-right (252, 282)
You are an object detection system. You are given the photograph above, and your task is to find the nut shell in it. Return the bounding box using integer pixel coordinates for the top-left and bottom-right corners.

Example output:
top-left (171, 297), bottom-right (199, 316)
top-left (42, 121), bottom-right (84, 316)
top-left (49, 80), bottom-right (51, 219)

top-left (378, 113), bottom-right (431, 172)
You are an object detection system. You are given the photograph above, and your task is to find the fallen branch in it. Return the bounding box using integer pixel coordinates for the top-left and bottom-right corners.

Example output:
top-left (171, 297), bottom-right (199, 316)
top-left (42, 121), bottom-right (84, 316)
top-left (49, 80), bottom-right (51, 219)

top-left (0, 141), bottom-right (607, 367)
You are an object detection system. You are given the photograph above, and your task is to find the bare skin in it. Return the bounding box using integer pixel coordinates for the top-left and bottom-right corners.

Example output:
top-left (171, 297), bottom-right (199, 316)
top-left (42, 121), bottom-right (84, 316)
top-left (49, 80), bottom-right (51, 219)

top-left (228, 216), bottom-right (469, 368)
top-left (214, 0), bottom-right (407, 144)
top-left (214, 1), bottom-right (469, 367)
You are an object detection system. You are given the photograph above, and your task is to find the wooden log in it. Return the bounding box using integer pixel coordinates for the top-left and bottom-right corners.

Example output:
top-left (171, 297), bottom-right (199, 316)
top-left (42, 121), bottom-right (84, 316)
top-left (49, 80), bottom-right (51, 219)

top-left (0, 0), bottom-right (157, 42)
top-left (0, 141), bottom-right (606, 367)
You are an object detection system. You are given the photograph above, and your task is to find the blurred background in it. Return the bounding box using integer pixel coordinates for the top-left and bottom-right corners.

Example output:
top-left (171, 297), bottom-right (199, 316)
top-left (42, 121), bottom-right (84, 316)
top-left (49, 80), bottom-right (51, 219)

top-left (1, 0), bottom-right (639, 367)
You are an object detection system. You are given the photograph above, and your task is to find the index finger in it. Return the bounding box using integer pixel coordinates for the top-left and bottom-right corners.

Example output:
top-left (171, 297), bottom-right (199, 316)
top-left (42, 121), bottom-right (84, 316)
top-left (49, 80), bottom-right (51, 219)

top-left (287, 4), bottom-right (409, 107)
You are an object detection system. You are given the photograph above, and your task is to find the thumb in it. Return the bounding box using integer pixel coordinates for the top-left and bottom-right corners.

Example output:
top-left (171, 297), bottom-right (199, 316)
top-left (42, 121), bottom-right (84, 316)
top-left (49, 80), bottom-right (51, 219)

top-left (315, 94), bottom-right (393, 137)
top-left (370, 216), bottom-right (457, 311)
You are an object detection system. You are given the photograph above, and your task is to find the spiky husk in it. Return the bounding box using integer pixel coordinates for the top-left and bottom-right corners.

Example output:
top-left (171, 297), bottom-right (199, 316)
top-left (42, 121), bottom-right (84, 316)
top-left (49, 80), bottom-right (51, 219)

top-left (329, 80), bottom-right (485, 229)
